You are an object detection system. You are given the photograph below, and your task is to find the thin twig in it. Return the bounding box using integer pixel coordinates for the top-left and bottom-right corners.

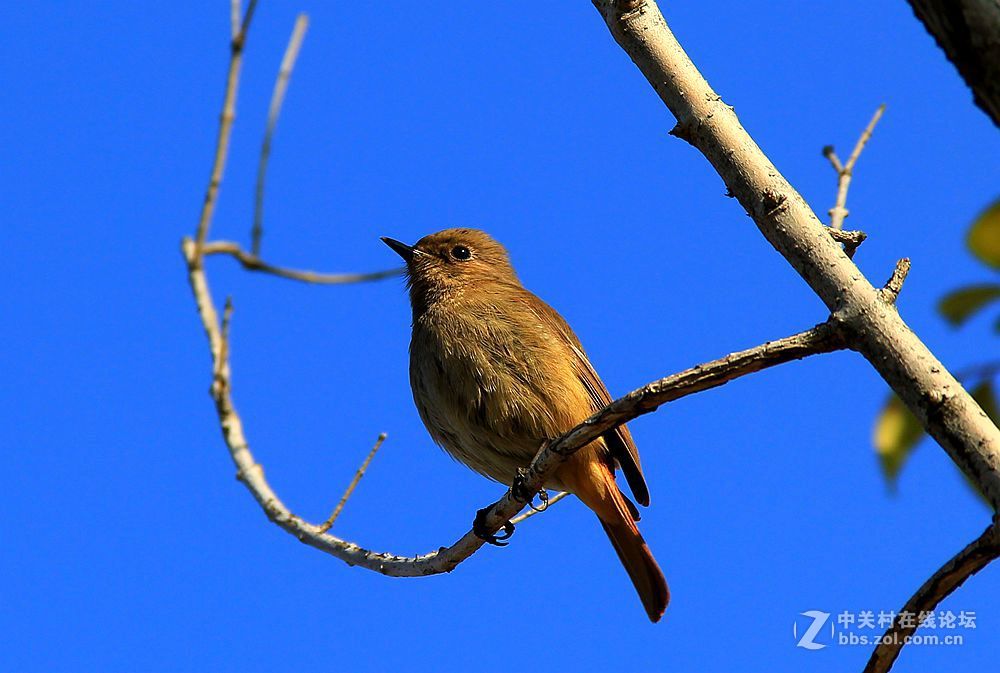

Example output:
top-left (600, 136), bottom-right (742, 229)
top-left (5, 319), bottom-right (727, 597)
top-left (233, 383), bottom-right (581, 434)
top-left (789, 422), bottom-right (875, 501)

top-left (510, 491), bottom-right (570, 525)
top-left (202, 240), bottom-right (402, 284)
top-left (194, 0), bottom-right (259, 254)
top-left (824, 104), bottom-right (886, 231)
top-left (238, 0), bottom-right (259, 42)
top-left (864, 522), bottom-right (1000, 673)
top-left (317, 433), bottom-right (388, 534)
top-left (880, 258), bottom-right (911, 305)
top-left (252, 14), bottom-right (310, 255)
top-left (229, 0), bottom-right (241, 41)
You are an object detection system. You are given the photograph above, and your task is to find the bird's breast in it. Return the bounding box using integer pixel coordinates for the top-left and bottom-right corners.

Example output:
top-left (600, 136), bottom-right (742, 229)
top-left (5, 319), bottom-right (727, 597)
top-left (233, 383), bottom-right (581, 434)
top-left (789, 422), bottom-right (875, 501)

top-left (408, 300), bottom-right (590, 485)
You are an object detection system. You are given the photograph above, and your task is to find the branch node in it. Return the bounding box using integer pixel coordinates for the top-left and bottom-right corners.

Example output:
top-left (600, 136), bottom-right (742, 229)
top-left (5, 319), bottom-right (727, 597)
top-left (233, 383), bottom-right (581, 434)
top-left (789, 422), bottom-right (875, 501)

top-left (615, 0), bottom-right (645, 13)
top-left (761, 188), bottom-right (788, 217)
top-left (668, 118), bottom-right (696, 144)
top-left (825, 105), bottom-right (885, 230)
top-left (827, 227), bottom-right (867, 258)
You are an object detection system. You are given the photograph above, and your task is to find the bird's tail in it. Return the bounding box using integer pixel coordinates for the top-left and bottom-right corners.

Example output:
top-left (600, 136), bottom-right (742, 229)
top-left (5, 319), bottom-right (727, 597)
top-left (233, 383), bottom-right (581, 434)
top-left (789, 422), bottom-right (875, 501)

top-left (558, 452), bottom-right (669, 622)
top-left (599, 517), bottom-right (669, 622)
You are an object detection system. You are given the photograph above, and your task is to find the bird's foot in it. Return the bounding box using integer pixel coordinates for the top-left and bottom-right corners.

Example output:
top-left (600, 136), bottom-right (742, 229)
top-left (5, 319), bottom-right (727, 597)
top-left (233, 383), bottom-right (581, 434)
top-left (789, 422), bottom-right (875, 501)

top-left (512, 466), bottom-right (536, 503)
top-left (528, 487), bottom-right (549, 513)
top-left (473, 504), bottom-right (515, 547)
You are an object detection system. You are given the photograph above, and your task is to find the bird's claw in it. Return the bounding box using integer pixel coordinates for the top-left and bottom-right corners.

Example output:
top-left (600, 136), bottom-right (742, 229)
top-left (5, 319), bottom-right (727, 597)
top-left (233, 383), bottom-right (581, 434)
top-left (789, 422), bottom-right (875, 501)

top-left (528, 488), bottom-right (549, 512)
top-left (473, 505), bottom-right (515, 547)
top-left (512, 467), bottom-right (535, 503)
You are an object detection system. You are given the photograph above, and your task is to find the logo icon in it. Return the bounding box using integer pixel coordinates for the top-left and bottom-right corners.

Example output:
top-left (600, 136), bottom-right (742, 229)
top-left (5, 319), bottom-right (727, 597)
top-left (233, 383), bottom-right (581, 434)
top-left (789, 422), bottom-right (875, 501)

top-left (794, 610), bottom-right (832, 650)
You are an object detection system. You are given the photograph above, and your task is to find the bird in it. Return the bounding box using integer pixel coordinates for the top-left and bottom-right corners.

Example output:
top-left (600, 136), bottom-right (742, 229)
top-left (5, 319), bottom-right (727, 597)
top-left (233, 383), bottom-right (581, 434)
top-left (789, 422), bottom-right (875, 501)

top-left (382, 228), bottom-right (668, 622)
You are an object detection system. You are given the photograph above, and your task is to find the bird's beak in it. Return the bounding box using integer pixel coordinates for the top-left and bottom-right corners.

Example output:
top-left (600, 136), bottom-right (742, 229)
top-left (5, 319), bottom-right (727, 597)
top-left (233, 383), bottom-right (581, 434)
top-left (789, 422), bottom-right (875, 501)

top-left (382, 236), bottom-right (420, 264)
top-left (381, 236), bottom-right (417, 263)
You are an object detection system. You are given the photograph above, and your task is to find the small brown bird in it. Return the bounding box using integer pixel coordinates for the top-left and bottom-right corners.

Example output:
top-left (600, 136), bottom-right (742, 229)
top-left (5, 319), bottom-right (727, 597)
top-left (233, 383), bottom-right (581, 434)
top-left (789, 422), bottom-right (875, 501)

top-left (382, 228), bottom-right (668, 622)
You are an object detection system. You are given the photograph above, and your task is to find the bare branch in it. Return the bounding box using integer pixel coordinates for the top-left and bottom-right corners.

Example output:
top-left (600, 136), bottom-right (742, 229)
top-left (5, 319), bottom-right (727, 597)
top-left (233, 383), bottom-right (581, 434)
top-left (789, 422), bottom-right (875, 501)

top-left (592, 0), bottom-right (1000, 512)
top-left (194, 0), bottom-right (259, 254)
top-left (823, 145), bottom-right (844, 174)
top-left (252, 14), bottom-right (310, 256)
top-left (906, 0), bottom-right (1000, 127)
top-left (826, 105), bottom-right (886, 231)
top-left (864, 522), bottom-right (1000, 673)
top-left (317, 433), bottom-right (388, 534)
top-left (238, 0), bottom-right (259, 44)
top-left (591, 4), bottom-right (1000, 665)
top-left (201, 240), bottom-right (401, 285)
top-left (510, 491), bottom-right (570, 525)
top-left (229, 0), bottom-right (241, 41)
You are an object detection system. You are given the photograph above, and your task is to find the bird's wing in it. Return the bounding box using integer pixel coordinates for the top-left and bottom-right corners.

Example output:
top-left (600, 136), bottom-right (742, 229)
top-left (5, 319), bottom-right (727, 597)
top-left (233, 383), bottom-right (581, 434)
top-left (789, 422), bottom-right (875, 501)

top-left (517, 289), bottom-right (651, 507)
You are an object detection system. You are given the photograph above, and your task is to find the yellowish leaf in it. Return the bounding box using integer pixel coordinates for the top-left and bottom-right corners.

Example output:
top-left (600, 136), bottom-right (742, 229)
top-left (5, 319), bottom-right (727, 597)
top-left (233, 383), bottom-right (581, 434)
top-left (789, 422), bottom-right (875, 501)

top-left (872, 393), bottom-right (925, 486)
top-left (967, 198), bottom-right (1000, 269)
top-left (938, 284), bottom-right (1000, 326)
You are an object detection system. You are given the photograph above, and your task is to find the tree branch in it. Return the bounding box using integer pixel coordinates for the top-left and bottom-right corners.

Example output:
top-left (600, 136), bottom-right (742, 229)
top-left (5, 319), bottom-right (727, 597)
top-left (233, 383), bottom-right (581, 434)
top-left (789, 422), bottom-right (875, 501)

top-left (593, 0), bottom-right (1000, 513)
top-left (509, 491), bottom-right (570, 525)
top-left (906, 0), bottom-right (1000, 127)
top-left (252, 13), bottom-right (309, 256)
top-left (823, 104), bottom-right (886, 231)
top-left (317, 433), bottom-right (388, 534)
top-left (201, 240), bottom-right (401, 284)
top-left (195, 0), bottom-right (258, 253)
top-left (864, 521), bottom-right (1000, 673)
top-left (592, 2), bottom-right (1000, 665)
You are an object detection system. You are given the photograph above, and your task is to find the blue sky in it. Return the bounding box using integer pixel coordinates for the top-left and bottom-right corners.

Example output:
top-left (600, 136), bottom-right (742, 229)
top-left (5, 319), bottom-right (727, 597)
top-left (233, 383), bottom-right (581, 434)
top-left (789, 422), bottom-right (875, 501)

top-left (2, 2), bottom-right (998, 671)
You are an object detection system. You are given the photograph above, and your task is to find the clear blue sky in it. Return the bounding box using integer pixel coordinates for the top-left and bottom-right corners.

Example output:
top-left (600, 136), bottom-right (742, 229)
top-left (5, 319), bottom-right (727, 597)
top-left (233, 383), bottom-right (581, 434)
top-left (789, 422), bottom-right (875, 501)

top-left (2, 2), bottom-right (998, 671)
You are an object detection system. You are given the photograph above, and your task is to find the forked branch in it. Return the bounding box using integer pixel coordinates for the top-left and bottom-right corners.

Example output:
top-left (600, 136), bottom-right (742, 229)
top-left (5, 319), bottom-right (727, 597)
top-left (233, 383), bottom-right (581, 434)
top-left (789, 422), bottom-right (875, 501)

top-left (823, 105), bottom-right (886, 231)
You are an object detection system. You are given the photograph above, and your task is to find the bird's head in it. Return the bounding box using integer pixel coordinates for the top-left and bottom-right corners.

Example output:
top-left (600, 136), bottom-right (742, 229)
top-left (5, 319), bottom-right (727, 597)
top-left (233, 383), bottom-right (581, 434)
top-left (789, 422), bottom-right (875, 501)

top-left (381, 228), bottom-right (518, 310)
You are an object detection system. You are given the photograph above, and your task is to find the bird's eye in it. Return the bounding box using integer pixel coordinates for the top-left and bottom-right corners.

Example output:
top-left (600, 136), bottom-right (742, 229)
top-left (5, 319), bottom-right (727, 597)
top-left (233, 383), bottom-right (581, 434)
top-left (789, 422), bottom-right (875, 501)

top-left (451, 245), bottom-right (472, 261)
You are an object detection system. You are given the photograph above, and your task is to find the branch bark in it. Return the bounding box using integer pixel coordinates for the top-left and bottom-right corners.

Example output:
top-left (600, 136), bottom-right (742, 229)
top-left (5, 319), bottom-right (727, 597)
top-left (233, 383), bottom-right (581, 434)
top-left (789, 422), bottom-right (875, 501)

top-left (905, 0), bottom-right (1000, 127)
top-left (823, 105), bottom-right (886, 232)
top-left (252, 13), bottom-right (309, 255)
top-left (202, 240), bottom-right (401, 284)
top-left (592, 0), bottom-right (1000, 512)
top-left (864, 521), bottom-right (1000, 673)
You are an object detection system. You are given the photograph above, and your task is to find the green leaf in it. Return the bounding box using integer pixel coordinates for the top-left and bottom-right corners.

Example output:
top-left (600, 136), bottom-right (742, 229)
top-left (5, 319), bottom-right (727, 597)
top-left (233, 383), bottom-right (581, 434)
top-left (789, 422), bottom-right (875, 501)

top-left (938, 284), bottom-right (1000, 326)
top-left (967, 198), bottom-right (1000, 269)
top-left (872, 393), bottom-right (925, 486)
